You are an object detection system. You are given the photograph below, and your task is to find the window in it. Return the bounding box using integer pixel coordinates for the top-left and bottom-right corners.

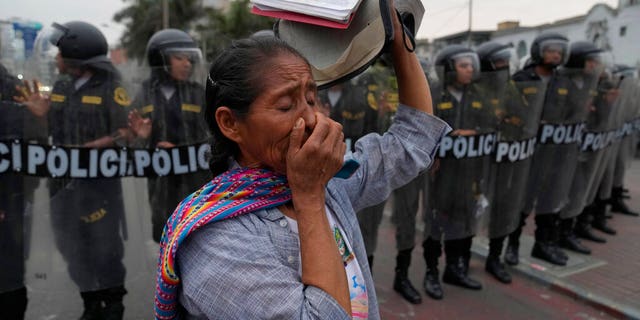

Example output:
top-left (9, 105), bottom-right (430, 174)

top-left (517, 40), bottom-right (527, 58)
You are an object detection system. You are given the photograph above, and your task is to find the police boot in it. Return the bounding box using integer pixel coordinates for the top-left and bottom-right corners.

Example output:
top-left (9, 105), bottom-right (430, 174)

top-left (575, 205), bottom-right (607, 243)
top-left (442, 256), bottom-right (482, 290)
top-left (0, 287), bottom-right (28, 320)
top-left (610, 187), bottom-right (639, 216)
top-left (549, 216), bottom-right (568, 263)
top-left (558, 218), bottom-right (591, 254)
top-left (100, 286), bottom-right (126, 320)
top-left (393, 248), bottom-right (422, 304)
top-left (422, 239), bottom-right (443, 300)
top-left (79, 291), bottom-right (104, 320)
top-left (531, 215), bottom-right (566, 266)
top-left (504, 212), bottom-right (526, 266)
top-left (592, 199), bottom-right (617, 235)
top-left (486, 237), bottom-right (512, 284)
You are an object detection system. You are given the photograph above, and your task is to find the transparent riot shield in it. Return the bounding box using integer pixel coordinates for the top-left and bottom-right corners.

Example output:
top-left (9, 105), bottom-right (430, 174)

top-left (612, 74), bottom-right (640, 189)
top-left (8, 42), bottom-right (211, 317)
top-left (583, 75), bottom-right (623, 207)
top-left (129, 59), bottom-right (211, 243)
top-left (487, 75), bottom-right (545, 239)
top-left (597, 74), bottom-right (630, 203)
top-left (524, 69), bottom-right (591, 216)
top-left (0, 70), bottom-right (28, 304)
top-left (426, 68), bottom-right (498, 241)
top-left (559, 67), bottom-right (605, 220)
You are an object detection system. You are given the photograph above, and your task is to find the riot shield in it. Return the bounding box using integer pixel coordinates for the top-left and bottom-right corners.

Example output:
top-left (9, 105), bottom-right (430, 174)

top-left (524, 69), bottom-right (590, 216)
top-left (3, 31), bottom-right (212, 318)
top-left (583, 74), bottom-right (624, 206)
top-left (487, 74), bottom-right (545, 238)
top-left (129, 59), bottom-right (211, 243)
top-left (597, 74), bottom-right (630, 203)
top-left (559, 67), bottom-right (605, 220)
top-left (612, 73), bottom-right (640, 189)
top-left (426, 68), bottom-right (497, 241)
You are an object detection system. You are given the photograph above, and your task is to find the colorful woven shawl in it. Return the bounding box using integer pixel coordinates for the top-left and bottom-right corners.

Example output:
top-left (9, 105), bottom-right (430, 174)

top-left (154, 167), bottom-right (292, 319)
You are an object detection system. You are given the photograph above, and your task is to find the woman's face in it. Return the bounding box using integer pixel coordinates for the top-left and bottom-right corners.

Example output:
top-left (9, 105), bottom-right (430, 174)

top-left (233, 53), bottom-right (319, 174)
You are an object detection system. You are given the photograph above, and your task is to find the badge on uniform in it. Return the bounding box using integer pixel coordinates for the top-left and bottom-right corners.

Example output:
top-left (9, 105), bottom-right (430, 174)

top-left (114, 87), bottom-right (131, 107)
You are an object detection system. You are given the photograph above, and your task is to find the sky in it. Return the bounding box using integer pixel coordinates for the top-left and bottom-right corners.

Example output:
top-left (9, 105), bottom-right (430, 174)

top-left (0, 0), bottom-right (620, 47)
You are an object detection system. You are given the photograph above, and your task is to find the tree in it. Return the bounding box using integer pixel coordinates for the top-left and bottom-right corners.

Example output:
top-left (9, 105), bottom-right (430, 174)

top-left (195, 0), bottom-right (275, 62)
top-left (113, 0), bottom-right (204, 63)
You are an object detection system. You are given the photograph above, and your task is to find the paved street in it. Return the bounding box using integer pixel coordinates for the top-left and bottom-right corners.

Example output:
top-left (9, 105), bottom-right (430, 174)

top-left (21, 160), bottom-right (640, 319)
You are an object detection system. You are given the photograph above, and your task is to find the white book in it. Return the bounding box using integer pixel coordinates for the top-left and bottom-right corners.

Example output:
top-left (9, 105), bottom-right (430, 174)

top-left (251, 0), bottom-right (363, 21)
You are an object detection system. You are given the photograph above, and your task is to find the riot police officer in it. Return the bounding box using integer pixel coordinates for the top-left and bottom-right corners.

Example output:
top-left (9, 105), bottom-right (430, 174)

top-left (16, 21), bottom-right (130, 320)
top-left (423, 45), bottom-right (493, 300)
top-left (607, 64), bottom-right (639, 217)
top-left (509, 32), bottom-right (574, 266)
top-left (128, 29), bottom-right (210, 243)
top-left (558, 41), bottom-right (605, 254)
top-left (477, 41), bottom-right (542, 284)
top-left (0, 62), bottom-right (28, 320)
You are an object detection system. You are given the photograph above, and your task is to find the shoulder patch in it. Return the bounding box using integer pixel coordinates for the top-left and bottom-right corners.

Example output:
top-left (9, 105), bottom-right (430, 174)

top-left (367, 92), bottom-right (378, 110)
top-left (522, 87), bottom-right (538, 95)
top-left (82, 95), bottom-right (102, 105)
top-left (141, 105), bottom-right (154, 115)
top-left (50, 94), bottom-right (66, 103)
top-left (114, 87), bottom-right (131, 107)
top-left (437, 102), bottom-right (453, 110)
top-left (181, 104), bottom-right (202, 113)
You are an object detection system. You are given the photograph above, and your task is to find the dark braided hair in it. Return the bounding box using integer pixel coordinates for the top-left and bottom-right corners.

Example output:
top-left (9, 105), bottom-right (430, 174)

top-left (204, 36), bottom-right (310, 177)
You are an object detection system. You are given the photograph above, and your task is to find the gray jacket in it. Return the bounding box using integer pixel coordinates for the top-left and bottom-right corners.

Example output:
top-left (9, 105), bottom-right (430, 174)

top-left (177, 105), bottom-right (450, 319)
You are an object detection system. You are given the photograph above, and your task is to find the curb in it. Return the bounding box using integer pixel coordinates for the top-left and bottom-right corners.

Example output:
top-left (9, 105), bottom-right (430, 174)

top-left (471, 241), bottom-right (640, 320)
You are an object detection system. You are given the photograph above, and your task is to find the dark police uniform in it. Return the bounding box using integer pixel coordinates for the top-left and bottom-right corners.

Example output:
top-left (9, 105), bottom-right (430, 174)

top-left (424, 82), bottom-right (494, 291)
top-left (0, 63), bottom-right (29, 319)
top-left (47, 70), bottom-right (130, 293)
top-left (131, 79), bottom-right (210, 242)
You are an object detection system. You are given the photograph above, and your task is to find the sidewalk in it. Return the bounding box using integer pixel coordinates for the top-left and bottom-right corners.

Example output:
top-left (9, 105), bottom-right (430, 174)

top-left (371, 159), bottom-right (640, 319)
top-left (472, 160), bottom-right (640, 319)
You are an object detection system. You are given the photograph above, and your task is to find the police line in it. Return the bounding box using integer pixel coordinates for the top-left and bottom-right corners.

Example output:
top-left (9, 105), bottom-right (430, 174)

top-left (0, 140), bottom-right (210, 178)
top-left (438, 133), bottom-right (536, 163)
top-left (582, 118), bottom-right (640, 152)
top-left (438, 118), bottom-right (640, 162)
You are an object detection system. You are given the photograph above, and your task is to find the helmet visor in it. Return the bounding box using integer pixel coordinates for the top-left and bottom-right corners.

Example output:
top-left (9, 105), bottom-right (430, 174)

top-left (49, 22), bottom-right (69, 47)
top-left (488, 47), bottom-right (517, 72)
top-left (538, 39), bottom-right (569, 66)
top-left (450, 52), bottom-right (480, 85)
top-left (159, 47), bottom-right (205, 84)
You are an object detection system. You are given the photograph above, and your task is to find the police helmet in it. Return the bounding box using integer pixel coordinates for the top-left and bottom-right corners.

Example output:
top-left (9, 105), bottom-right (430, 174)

top-left (565, 41), bottom-right (603, 69)
top-left (476, 41), bottom-right (513, 72)
top-left (50, 21), bottom-right (108, 61)
top-left (530, 32), bottom-right (569, 67)
top-left (434, 44), bottom-right (480, 84)
top-left (146, 29), bottom-right (201, 68)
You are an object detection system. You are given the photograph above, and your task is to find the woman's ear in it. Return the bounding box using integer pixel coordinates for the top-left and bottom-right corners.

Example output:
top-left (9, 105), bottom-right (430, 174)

top-left (215, 106), bottom-right (243, 144)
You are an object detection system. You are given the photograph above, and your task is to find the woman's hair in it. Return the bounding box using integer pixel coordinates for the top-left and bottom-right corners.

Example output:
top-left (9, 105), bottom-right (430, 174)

top-left (204, 36), bottom-right (309, 177)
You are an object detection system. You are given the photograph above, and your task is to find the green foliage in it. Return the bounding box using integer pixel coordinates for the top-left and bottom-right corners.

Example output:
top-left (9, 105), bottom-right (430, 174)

top-left (113, 0), bottom-right (204, 63)
top-left (113, 0), bottom-right (274, 64)
top-left (196, 0), bottom-right (275, 62)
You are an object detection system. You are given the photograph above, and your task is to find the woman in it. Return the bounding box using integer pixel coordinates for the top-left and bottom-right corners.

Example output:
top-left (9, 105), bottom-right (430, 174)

top-left (155, 5), bottom-right (449, 319)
